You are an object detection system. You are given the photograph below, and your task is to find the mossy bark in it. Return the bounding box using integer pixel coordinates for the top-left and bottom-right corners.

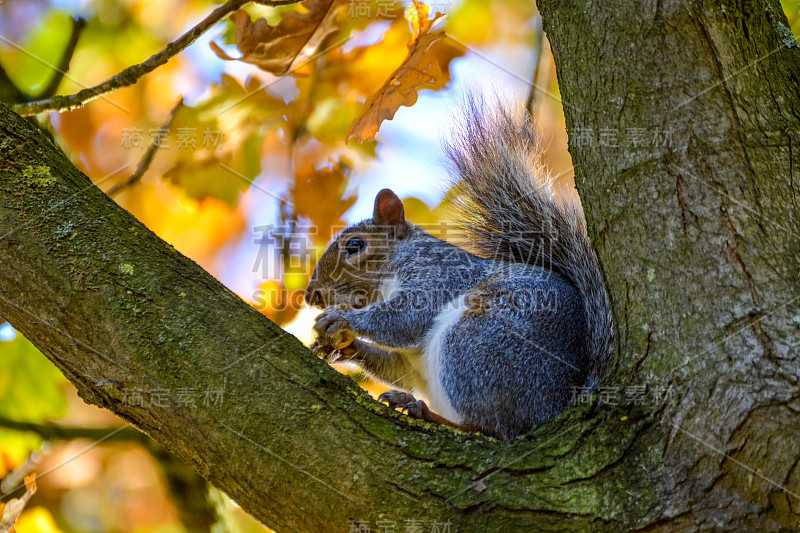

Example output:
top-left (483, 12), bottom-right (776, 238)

top-left (0, 0), bottom-right (798, 530)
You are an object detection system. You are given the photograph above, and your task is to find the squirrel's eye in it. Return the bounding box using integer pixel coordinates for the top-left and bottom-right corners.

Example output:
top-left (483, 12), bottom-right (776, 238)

top-left (344, 238), bottom-right (366, 255)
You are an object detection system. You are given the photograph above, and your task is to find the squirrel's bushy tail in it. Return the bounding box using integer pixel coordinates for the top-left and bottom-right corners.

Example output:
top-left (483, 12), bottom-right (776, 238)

top-left (445, 96), bottom-right (613, 386)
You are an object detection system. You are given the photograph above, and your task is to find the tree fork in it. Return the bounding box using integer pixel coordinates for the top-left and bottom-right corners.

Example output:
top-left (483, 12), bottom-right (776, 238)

top-left (0, 0), bottom-right (798, 529)
top-left (0, 104), bottom-right (661, 531)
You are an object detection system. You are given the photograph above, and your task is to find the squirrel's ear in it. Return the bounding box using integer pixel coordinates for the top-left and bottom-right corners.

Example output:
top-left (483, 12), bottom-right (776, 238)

top-left (373, 189), bottom-right (407, 238)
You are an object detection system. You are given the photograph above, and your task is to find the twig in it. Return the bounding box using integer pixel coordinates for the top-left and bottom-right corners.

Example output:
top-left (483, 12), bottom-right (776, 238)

top-left (106, 96), bottom-right (184, 197)
top-left (35, 17), bottom-right (88, 100)
top-left (0, 416), bottom-right (144, 444)
top-left (11, 0), bottom-right (302, 116)
top-left (0, 454), bottom-right (37, 495)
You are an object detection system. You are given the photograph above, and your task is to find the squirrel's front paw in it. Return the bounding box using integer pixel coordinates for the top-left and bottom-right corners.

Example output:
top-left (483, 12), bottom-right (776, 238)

top-left (310, 340), bottom-right (340, 363)
top-left (310, 340), bottom-right (356, 364)
top-left (313, 309), bottom-right (356, 350)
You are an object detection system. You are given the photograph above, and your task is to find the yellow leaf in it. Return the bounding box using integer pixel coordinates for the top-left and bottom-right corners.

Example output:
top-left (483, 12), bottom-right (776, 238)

top-left (160, 74), bottom-right (282, 206)
top-left (406, 0), bottom-right (435, 37)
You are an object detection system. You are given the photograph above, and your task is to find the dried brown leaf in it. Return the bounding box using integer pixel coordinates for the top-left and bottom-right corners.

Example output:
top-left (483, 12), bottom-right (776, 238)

top-left (346, 3), bottom-right (464, 143)
top-left (211, 0), bottom-right (350, 76)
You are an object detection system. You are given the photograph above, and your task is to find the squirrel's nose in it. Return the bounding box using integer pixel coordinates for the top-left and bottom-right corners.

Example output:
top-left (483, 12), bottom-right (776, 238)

top-left (305, 287), bottom-right (324, 308)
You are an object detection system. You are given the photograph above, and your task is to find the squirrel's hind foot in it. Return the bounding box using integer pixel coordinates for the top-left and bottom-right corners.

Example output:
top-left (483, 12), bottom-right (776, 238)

top-left (379, 390), bottom-right (430, 418)
top-left (378, 390), bottom-right (456, 428)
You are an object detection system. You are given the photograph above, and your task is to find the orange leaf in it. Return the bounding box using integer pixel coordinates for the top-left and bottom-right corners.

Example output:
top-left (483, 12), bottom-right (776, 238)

top-left (211, 1), bottom-right (350, 76)
top-left (346, 4), bottom-right (464, 143)
top-left (291, 157), bottom-right (356, 241)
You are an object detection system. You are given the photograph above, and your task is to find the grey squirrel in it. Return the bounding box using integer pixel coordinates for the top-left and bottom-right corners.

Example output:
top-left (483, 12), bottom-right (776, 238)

top-left (305, 100), bottom-right (613, 439)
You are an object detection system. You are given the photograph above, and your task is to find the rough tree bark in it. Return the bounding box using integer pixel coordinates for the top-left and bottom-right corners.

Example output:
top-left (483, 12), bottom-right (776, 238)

top-left (0, 0), bottom-right (798, 531)
top-left (537, 0), bottom-right (800, 529)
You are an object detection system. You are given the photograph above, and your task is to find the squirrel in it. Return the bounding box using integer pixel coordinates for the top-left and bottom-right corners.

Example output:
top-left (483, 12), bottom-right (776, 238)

top-left (305, 99), bottom-right (613, 440)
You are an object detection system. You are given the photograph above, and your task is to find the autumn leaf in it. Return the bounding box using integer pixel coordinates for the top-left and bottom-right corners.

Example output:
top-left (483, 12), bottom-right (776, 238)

top-left (346, 1), bottom-right (465, 143)
top-left (406, 0), bottom-right (435, 35)
top-left (291, 157), bottom-right (356, 241)
top-left (210, 0), bottom-right (351, 76)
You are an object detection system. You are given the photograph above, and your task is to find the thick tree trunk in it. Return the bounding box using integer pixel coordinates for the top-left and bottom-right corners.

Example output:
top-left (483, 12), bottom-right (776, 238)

top-left (537, 0), bottom-right (800, 530)
top-left (0, 0), bottom-right (798, 531)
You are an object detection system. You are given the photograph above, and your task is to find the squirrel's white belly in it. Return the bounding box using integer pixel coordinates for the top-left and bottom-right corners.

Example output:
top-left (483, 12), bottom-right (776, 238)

top-left (379, 274), bottom-right (465, 424)
top-left (419, 294), bottom-right (470, 425)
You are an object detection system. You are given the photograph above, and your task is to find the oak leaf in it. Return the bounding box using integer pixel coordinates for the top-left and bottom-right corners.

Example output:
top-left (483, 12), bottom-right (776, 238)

top-left (291, 157), bottom-right (356, 242)
top-left (346, 1), bottom-right (465, 143)
top-left (210, 0), bottom-right (350, 76)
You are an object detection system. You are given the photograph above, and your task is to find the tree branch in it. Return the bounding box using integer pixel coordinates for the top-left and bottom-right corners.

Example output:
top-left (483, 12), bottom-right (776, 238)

top-left (0, 416), bottom-right (141, 443)
top-left (11, 0), bottom-right (302, 116)
top-left (0, 102), bottom-right (656, 531)
top-left (107, 96), bottom-right (184, 197)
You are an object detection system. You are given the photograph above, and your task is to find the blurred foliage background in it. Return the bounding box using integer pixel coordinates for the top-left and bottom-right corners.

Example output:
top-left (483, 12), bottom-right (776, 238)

top-left (0, 0), bottom-right (798, 531)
